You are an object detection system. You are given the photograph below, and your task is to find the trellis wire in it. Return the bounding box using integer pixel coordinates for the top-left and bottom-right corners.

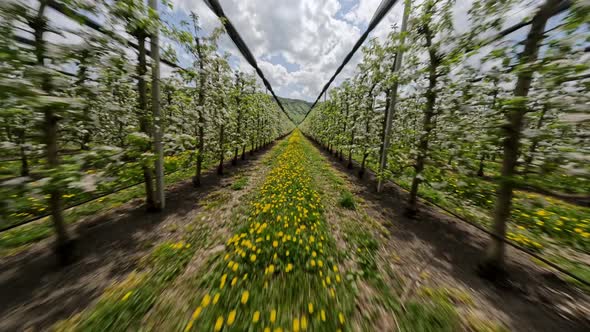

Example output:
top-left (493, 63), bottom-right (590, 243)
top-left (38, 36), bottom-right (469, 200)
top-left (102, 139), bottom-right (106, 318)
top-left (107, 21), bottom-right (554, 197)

top-left (202, 0), bottom-right (294, 123)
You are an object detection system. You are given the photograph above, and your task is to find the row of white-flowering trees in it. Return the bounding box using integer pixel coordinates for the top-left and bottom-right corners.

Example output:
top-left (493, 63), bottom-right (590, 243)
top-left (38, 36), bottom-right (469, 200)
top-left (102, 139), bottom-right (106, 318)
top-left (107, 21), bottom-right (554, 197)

top-left (0, 0), bottom-right (293, 262)
top-left (302, 0), bottom-right (589, 278)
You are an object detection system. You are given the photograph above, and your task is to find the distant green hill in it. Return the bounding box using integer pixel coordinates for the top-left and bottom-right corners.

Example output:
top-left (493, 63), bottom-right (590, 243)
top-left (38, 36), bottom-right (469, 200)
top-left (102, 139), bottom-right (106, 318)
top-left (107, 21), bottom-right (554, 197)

top-left (278, 97), bottom-right (312, 124)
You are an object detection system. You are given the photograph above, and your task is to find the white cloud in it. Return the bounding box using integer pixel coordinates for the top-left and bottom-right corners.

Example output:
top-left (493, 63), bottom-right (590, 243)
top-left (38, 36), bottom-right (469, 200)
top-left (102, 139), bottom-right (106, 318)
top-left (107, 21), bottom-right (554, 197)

top-left (343, 0), bottom-right (382, 25)
top-left (170, 0), bottom-right (374, 101)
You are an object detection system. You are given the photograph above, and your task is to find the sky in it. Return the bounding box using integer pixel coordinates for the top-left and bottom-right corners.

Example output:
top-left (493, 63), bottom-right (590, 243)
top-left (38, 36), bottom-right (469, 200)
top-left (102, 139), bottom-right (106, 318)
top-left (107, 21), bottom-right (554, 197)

top-left (165, 0), bottom-right (408, 101)
top-left (164, 0), bottom-right (541, 102)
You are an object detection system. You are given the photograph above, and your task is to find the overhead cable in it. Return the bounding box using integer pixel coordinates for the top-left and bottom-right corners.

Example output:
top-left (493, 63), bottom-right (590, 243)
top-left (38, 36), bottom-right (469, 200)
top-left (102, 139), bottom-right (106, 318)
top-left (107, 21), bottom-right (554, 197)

top-left (302, 0), bottom-right (401, 122)
top-left (202, 0), bottom-right (295, 123)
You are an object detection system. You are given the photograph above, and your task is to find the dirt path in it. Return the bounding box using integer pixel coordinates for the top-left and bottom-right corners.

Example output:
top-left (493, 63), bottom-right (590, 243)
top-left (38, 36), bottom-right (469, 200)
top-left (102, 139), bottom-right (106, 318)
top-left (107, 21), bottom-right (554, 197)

top-left (308, 137), bottom-right (590, 332)
top-left (0, 142), bottom-right (280, 332)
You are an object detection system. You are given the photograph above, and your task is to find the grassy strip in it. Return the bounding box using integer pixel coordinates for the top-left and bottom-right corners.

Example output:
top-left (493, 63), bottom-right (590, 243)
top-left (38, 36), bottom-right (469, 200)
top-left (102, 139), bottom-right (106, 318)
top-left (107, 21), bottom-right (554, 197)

top-left (303, 137), bottom-right (507, 332)
top-left (53, 221), bottom-right (211, 332)
top-left (177, 131), bottom-right (354, 331)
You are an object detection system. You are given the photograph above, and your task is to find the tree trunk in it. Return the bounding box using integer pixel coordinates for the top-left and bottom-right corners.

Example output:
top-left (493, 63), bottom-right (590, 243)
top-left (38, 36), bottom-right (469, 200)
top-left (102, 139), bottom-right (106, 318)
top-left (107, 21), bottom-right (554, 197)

top-left (136, 32), bottom-right (156, 209)
top-left (407, 19), bottom-right (438, 216)
top-left (193, 37), bottom-right (206, 187)
top-left (150, 0), bottom-right (165, 210)
top-left (359, 152), bottom-right (368, 178)
top-left (233, 91), bottom-right (241, 165)
top-left (33, 1), bottom-right (73, 264)
top-left (481, 0), bottom-right (559, 277)
top-left (477, 154), bottom-right (486, 177)
top-left (218, 124), bottom-right (225, 175)
top-left (17, 125), bottom-right (29, 177)
top-left (20, 144), bottom-right (29, 177)
top-left (340, 97), bottom-right (349, 161)
top-left (347, 131), bottom-right (355, 169)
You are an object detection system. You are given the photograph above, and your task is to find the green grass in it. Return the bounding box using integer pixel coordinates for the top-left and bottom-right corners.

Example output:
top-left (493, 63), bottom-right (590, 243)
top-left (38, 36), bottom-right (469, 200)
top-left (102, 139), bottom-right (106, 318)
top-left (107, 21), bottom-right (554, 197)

top-left (304, 136), bottom-right (511, 332)
top-left (175, 131), bottom-right (356, 331)
top-left (54, 217), bottom-right (214, 332)
top-left (338, 190), bottom-right (356, 210)
top-left (399, 299), bottom-right (460, 332)
top-left (230, 176), bottom-right (248, 190)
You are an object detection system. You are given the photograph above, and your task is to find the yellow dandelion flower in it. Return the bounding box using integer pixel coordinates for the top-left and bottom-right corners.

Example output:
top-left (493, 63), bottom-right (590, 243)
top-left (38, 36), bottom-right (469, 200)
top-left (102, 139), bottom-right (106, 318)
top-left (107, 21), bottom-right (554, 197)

top-left (220, 274), bottom-right (227, 289)
top-left (122, 291), bottom-right (132, 301)
top-left (201, 294), bottom-right (211, 307)
top-left (293, 317), bottom-right (300, 332)
top-left (301, 315), bottom-right (308, 330)
top-left (191, 306), bottom-right (202, 320)
top-left (270, 309), bottom-right (277, 323)
top-left (321, 310), bottom-right (326, 322)
top-left (251, 254), bottom-right (257, 262)
top-left (231, 276), bottom-right (238, 286)
top-left (273, 241), bottom-right (278, 248)
top-left (213, 293), bottom-right (220, 304)
top-left (214, 316), bottom-right (224, 331)
top-left (308, 302), bottom-right (314, 314)
top-left (253, 311), bottom-right (260, 323)
top-left (241, 290), bottom-right (249, 304)
top-left (228, 310), bottom-right (236, 325)
top-left (339, 312), bottom-right (345, 324)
